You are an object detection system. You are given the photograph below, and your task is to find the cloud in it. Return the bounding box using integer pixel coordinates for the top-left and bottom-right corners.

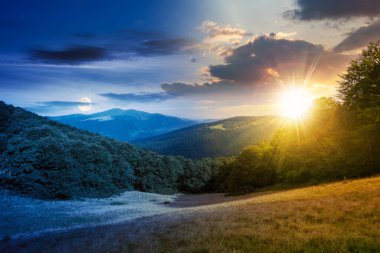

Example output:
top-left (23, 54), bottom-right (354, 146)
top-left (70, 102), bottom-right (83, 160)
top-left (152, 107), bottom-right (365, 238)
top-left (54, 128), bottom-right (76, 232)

top-left (190, 20), bottom-right (253, 57)
top-left (334, 19), bottom-right (380, 52)
top-left (133, 38), bottom-right (194, 56)
top-left (100, 81), bottom-right (243, 103)
top-left (160, 35), bottom-right (350, 99)
top-left (108, 30), bottom-right (195, 57)
top-left (39, 101), bottom-right (93, 107)
top-left (200, 20), bottom-right (251, 43)
top-left (100, 92), bottom-right (171, 103)
top-left (30, 46), bottom-right (107, 64)
top-left (161, 81), bottom-right (238, 96)
top-left (271, 32), bottom-right (297, 39)
top-left (27, 100), bottom-right (94, 113)
top-left (28, 30), bottom-right (194, 64)
top-left (284, 0), bottom-right (380, 20)
top-left (209, 35), bottom-right (349, 84)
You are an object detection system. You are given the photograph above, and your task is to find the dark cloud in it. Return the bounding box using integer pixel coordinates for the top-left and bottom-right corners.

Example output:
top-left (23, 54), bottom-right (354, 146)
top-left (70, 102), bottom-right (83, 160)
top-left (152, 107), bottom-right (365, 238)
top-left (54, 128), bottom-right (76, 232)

top-left (30, 46), bottom-right (107, 64)
top-left (161, 81), bottom-right (238, 96)
top-left (75, 29), bottom-right (194, 57)
top-left (28, 30), bottom-right (194, 64)
top-left (209, 35), bottom-right (349, 84)
top-left (334, 20), bottom-right (380, 52)
top-left (285, 0), bottom-right (380, 20)
top-left (100, 92), bottom-right (171, 103)
top-left (160, 36), bottom-right (350, 98)
top-left (133, 38), bottom-right (194, 56)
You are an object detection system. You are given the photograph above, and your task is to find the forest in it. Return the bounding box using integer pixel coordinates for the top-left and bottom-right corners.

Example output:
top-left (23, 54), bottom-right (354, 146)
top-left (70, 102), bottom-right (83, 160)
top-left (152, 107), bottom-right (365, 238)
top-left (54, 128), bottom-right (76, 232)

top-left (134, 115), bottom-right (281, 159)
top-left (214, 41), bottom-right (380, 193)
top-left (0, 103), bottom-right (227, 199)
top-left (0, 41), bottom-right (379, 199)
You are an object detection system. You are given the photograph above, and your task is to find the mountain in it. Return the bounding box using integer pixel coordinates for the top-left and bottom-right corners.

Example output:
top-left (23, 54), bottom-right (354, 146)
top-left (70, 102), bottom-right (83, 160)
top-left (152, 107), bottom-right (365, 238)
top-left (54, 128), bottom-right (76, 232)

top-left (134, 116), bottom-right (283, 159)
top-left (49, 108), bottom-right (198, 141)
top-left (0, 101), bottom-right (221, 199)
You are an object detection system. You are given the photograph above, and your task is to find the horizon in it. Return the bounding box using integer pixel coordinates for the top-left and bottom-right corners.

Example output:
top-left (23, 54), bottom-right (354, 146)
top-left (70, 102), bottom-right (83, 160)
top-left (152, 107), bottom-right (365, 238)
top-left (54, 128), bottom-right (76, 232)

top-left (47, 106), bottom-right (280, 120)
top-left (4, 100), bottom-right (279, 121)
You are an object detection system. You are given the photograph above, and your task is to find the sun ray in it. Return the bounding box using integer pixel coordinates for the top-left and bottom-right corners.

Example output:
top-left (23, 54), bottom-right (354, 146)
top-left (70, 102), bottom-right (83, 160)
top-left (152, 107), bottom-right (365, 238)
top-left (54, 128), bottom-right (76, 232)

top-left (278, 87), bottom-right (313, 119)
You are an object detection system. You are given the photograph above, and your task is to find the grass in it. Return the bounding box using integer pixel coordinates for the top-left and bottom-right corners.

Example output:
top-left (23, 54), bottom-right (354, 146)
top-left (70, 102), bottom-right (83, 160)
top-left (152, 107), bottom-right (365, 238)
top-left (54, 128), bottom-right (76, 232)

top-left (2, 177), bottom-right (379, 253)
top-left (124, 177), bottom-right (380, 253)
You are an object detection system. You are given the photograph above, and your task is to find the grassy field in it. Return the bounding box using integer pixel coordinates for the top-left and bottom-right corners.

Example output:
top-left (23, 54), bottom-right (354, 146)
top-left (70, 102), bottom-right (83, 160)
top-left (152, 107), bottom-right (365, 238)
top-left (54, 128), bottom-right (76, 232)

top-left (126, 177), bottom-right (380, 253)
top-left (2, 177), bottom-right (380, 253)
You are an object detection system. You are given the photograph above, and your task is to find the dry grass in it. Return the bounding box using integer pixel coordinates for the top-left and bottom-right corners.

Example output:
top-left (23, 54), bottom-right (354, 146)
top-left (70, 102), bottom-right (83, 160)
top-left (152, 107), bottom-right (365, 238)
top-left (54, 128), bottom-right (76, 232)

top-left (126, 177), bottom-right (380, 253)
top-left (2, 177), bottom-right (380, 253)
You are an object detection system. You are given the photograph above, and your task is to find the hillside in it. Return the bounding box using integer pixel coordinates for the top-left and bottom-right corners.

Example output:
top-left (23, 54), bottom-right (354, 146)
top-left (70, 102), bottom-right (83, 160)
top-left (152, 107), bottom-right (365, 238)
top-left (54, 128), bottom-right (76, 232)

top-left (50, 109), bottom-right (198, 141)
top-left (134, 116), bottom-right (283, 159)
top-left (3, 177), bottom-right (379, 252)
top-left (0, 101), bottom-right (220, 199)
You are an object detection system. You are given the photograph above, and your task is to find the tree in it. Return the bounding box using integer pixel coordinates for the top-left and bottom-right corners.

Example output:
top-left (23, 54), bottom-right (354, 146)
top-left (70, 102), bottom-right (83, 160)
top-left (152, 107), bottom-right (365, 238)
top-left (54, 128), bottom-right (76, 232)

top-left (338, 41), bottom-right (380, 118)
top-left (225, 143), bottom-right (276, 193)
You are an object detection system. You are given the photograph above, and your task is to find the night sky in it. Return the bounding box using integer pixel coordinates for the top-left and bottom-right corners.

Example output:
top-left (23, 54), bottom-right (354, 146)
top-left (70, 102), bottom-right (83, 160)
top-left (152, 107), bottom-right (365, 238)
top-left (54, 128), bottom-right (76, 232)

top-left (1, 0), bottom-right (379, 118)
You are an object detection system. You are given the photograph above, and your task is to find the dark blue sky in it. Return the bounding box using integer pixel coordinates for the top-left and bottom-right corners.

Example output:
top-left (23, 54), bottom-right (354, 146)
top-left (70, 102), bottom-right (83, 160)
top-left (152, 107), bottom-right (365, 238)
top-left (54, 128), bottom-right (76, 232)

top-left (0, 0), bottom-right (205, 54)
top-left (1, 0), bottom-right (378, 118)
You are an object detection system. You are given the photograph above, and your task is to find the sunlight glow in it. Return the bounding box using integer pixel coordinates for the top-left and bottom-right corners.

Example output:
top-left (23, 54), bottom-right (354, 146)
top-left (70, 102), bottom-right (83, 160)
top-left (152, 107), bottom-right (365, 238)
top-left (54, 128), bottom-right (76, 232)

top-left (278, 88), bottom-right (313, 119)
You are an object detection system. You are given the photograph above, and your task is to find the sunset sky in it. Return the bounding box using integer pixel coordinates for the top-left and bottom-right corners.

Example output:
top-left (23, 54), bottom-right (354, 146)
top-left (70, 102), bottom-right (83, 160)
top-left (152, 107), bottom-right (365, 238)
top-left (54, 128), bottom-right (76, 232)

top-left (1, 0), bottom-right (379, 118)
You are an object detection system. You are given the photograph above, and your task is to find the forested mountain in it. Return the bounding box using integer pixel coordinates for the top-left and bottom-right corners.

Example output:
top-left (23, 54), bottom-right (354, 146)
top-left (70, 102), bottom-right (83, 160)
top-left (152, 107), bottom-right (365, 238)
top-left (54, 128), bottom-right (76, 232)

top-left (50, 109), bottom-right (198, 141)
top-left (0, 102), bottom-right (227, 199)
top-left (1, 43), bottom-right (379, 200)
top-left (134, 116), bottom-right (283, 159)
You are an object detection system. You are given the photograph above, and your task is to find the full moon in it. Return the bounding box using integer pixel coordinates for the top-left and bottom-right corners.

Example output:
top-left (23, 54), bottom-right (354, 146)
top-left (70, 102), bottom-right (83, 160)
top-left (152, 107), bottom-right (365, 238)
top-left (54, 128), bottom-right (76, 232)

top-left (78, 97), bottom-right (92, 112)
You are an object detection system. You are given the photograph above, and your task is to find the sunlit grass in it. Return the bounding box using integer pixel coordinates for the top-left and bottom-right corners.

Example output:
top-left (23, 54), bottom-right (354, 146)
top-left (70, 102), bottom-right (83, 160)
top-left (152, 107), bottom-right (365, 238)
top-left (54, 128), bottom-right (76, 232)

top-left (3, 177), bottom-right (379, 252)
top-left (126, 177), bottom-right (380, 253)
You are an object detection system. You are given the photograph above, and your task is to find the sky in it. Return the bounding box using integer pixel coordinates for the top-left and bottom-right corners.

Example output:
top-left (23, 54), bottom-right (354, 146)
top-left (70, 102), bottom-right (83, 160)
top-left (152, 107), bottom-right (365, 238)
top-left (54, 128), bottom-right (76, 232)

top-left (1, 0), bottom-right (379, 119)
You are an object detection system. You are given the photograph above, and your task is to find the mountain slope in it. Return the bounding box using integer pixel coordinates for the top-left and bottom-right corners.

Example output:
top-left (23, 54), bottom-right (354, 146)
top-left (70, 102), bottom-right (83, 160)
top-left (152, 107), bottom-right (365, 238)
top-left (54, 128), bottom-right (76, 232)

top-left (134, 116), bottom-right (283, 159)
top-left (0, 102), bottom-right (219, 199)
top-left (50, 109), bottom-right (198, 141)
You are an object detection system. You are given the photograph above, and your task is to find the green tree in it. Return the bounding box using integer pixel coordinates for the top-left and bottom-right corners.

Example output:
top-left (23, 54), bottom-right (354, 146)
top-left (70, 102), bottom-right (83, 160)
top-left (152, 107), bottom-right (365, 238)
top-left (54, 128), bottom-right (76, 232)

top-left (338, 40), bottom-right (380, 121)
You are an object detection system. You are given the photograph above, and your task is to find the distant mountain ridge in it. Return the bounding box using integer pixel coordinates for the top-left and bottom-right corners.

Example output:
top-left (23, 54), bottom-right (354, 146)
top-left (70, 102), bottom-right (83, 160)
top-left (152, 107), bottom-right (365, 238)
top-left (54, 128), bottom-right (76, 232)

top-left (50, 108), bottom-right (198, 141)
top-left (134, 115), bottom-right (283, 159)
top-left (0, 101), bottom-right (222, 199)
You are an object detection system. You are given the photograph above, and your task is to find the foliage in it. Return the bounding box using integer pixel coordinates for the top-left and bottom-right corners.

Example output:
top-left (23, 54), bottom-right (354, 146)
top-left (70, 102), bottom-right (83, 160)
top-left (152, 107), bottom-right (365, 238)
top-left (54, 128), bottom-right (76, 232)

top-left (338, 40), bottom-right (380, 121)
top-left (215, 41), bottom-right (380, 193)
top-left (0, 102), bottom-right (219, 199)
top-left (135, 116), bottom-right (282, 159)
top-left (1, 42), bottom-right (380, 199)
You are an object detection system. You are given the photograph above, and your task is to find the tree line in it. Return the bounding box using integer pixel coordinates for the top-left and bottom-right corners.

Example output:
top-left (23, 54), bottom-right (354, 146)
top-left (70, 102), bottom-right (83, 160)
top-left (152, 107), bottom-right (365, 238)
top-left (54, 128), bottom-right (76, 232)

top-left (0, 41), bottom-right (379, 199)
top-left (214, 41), bottom-right (380, 193)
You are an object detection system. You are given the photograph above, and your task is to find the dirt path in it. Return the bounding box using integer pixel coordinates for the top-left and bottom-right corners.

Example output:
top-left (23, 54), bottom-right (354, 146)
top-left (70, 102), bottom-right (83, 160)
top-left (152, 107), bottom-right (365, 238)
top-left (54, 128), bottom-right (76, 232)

top-left (0, 193), bottom-right (244, 253)
top-left (3, 178), bottom-right (378, 253)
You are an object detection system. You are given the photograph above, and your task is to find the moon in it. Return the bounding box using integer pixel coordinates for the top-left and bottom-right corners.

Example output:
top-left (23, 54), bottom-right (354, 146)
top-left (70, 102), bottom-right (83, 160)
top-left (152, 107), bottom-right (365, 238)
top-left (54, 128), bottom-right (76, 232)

top-left (78, 97), bottom-right (92, 112)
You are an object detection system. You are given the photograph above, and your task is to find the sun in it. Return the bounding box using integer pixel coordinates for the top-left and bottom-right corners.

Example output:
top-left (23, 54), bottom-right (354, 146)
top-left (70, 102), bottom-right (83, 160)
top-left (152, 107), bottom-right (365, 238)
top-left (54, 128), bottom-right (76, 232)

top-left (278, 88), bottom-right (313, 119)
top-left (78, 97), bottom-right (92, 112)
